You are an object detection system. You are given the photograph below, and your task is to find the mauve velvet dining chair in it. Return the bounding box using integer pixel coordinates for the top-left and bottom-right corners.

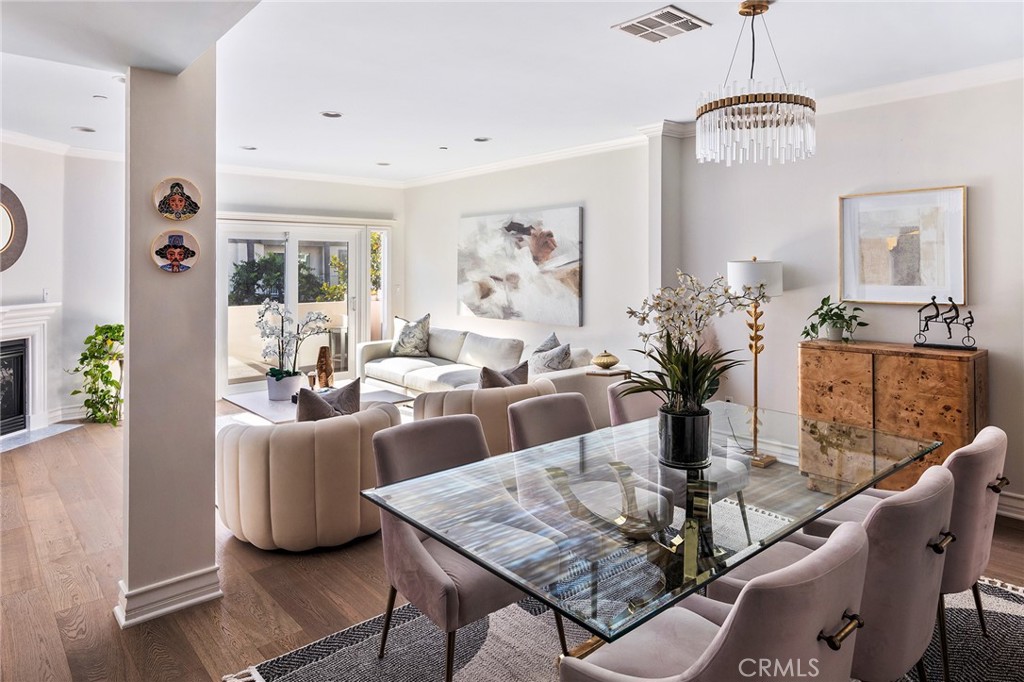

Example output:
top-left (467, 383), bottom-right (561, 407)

top-left (372, 414), bottom-right (570, 681)
top-left (558, 522), bottom-right (870, 682)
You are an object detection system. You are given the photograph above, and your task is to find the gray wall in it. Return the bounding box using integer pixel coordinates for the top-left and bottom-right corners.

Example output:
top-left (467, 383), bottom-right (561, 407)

top-left (678, 79), bottom-right (1024, 499)
top-left (403, 145), bottom-right (649, 356)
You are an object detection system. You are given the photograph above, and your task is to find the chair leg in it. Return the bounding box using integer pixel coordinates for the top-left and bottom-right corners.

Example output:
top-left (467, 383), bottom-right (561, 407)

top-left (378, 585), bottom-right (397, 659)
top-left (971, 581), bottom-right (990, 638)
top-left (916, 657), bottom-right (928, 682)
top-left (554, 612), bottom-right (569, 656)
top-left (735, 490), bottom-right (752, 545)
top-left (936, 594), bottom-right (950, 682)
top-left (445, 630), bottom-right (456, 682)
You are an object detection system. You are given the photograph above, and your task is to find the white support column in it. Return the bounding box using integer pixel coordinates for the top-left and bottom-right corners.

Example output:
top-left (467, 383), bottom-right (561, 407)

top-left (116, 48), bottom-right (220, 627)
top-left (640, 121), bottom-right (693, 290)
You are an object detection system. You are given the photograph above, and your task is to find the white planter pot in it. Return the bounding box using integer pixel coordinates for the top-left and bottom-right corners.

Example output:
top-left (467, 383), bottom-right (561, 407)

top-left (822, 323), bottom-right (845, 342)
top-left (267, 374), bottom-right (304, 401)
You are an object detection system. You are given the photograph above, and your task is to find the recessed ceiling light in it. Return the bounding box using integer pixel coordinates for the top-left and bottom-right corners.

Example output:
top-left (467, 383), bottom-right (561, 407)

top-left (92, 94), bottom-right (108, 100)
top-left (71, 126), bottom-right (96, 133)
top-left (473, 137), bottom-right (491, 143)
top-left (438, 146), bottom-right (449, 150)
top-left (376, 162), bottom-right (391, 166)
top-left (240, 145), bottom-right (258, 151)
top-left (320, 111), bottom-right (343, 118)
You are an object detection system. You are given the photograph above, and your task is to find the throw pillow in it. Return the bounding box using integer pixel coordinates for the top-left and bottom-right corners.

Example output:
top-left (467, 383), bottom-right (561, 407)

top-left (529, 343), bottom-right (572, 374)
top-left (479, 360), bottom-right (528, 388)
top-left (533, 332), bottom-right (561, 355)
top-left (390, 313), bottom-right (430, 357)
top-left (295, 381), bottom-right (361, 422)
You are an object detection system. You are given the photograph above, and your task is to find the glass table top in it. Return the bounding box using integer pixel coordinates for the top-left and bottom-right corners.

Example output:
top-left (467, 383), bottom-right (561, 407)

top-left (362, 401), bottom-right (940, 642)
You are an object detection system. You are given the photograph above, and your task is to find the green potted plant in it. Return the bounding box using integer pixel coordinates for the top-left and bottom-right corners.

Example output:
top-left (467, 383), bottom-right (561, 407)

top-left (256, 299), bottom-right (331, 400)
top-left (67, 323), bottom-right (125, 425)
top-left (623, 272), bottom-right (766, 468)
top-left (801, 295), bottom-right (868, 342)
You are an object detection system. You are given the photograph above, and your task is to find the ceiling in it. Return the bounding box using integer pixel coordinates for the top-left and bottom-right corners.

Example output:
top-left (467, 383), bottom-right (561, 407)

top-left (2, 1), bottom-right (1022, 183)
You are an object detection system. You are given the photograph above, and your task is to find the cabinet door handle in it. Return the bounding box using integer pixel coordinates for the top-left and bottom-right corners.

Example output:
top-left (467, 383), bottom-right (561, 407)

top-left (928, 531), bottom-right (957, 554)
top-left (988, 476), bottom-right (1010, 494)
top-left (817, 611), bottom-right (864, 651)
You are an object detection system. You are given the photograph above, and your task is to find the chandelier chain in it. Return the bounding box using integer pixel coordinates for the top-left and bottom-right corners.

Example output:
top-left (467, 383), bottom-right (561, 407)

top-left (723, 17), bottom-right (749, 87)
top-left (760, 14), bottom-right (789, 88)
top-left (749, 14), bottom-right (756, 80)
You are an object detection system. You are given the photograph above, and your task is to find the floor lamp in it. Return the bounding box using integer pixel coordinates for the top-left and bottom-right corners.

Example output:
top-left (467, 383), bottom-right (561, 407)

top-left (727, 257), bottom-right (783, 468)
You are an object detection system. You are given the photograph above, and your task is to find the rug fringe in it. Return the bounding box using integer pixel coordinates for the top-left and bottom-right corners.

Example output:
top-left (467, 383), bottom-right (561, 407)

top-left (980, 576), bottom-right (1024, 595)
top-left (222, 666), bottom-right (265, 682)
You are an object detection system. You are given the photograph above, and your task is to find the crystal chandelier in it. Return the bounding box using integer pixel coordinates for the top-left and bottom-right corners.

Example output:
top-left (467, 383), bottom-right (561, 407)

top-left (695, 0), bottom-right (815, 166)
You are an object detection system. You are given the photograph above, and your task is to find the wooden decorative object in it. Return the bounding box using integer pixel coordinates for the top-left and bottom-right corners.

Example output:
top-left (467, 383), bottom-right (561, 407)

top-left (798, 340), bottom-right (987, 491)
top-left (316, 346), bottom-right (333, 388)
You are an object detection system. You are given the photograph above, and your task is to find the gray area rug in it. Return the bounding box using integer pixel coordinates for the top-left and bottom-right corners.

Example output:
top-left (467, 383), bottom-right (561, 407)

top-left (225, 501), bottom-right (1024, 682)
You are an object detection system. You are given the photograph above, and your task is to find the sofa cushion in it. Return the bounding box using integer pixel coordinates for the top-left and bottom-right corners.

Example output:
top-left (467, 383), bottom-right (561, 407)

top-left (295, 382), bottom-right (361, 421)
top-left (479, 361), bottom-right (529, 388)
top-left (529, 342), bottom-right (572, 374)
top-left (365, 356), bottom-right (454, 386)
top-left (391, 313), bottom-right (430, 357)
top-left (404, 365), bottom-right (482, 393)
top-left (456, 332), bottom-right (524, 370)
top-left (570, 347), bottom-right (594, 367)
top-left (428, 327), bottom-right (468, 362)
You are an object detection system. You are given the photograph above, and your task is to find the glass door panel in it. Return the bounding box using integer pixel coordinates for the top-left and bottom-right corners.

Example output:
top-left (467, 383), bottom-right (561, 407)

top-left (297, 240), bottom-right (353, 378)
top-left (369, 230), bottom-right (387, 341)
top-left (226, 237), bottom-right (286, 385)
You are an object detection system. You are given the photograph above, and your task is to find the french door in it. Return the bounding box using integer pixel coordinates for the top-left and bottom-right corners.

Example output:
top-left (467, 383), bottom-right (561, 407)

top-left (218, 218), bottom-right (387, 395)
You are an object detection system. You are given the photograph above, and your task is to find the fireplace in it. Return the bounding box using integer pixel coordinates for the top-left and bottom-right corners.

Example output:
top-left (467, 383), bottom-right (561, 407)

top-left (1, 339), bottom-right (27, 435)
top-left (0, 303), bottom-right (61, 433)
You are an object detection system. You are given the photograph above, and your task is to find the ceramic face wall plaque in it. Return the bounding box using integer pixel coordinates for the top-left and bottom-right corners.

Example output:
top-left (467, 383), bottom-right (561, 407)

top-left (153, 177), bottom-right (201, 221)
top-left (152, 230), bottom-right (200, 273)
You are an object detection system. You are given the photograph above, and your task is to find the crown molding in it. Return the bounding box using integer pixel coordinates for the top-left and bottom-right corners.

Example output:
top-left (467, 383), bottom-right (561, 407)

top-left (66, 147), bottom-right (124, 162)
top-left (638, 121), bottom-right (694, 139)
top-left (404, 135), bottom-right (647, 188)
top-left (1, 130), bottom-right (70, 155)
top-left (217, 164), bottom-right (404, 189)
top-left (818, 59), bottom-right (1023, 115)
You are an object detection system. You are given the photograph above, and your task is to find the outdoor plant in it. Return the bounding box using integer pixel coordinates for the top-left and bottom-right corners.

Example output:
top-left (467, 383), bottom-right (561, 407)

top-left (623, 272), bottom-right (767, 415)
top-left (801, 295), bottom-right (868, 342)
top-left (68, 323), bottom-right (125, 425)
top-left (256, 299), bottom-right (331, 380)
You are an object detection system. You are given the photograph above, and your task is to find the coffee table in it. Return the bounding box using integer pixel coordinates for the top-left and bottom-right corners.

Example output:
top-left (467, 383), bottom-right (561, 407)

top-left (224, 383), bottom-right (413, 424)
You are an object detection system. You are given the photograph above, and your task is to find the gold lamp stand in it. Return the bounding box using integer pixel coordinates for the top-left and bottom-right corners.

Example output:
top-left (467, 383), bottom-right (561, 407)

top-left (745, 300), bottom-right (776, 468)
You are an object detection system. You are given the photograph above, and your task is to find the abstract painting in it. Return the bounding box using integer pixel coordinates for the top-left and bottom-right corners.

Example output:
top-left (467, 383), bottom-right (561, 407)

top-left (840, 186), bottom-right (966, 304)
top-left (458, 206), bottom-right (582, 326)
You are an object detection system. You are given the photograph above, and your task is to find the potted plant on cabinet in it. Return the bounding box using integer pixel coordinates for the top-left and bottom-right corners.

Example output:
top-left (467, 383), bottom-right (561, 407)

top-left (801, 295), bottom-right (868, 342)
top-left (256, 299), bottom-right (331, 400)
top-left (622, 272), bottom-right (766, 468)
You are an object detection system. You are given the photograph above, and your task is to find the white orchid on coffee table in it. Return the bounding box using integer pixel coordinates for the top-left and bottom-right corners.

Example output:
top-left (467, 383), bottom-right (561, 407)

top-left (256, 299), bottom-right (331, 382)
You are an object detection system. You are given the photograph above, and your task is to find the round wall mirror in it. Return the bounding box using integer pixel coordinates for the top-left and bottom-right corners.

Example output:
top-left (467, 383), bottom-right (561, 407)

top-left (0, 184), bottom-right (28, 272)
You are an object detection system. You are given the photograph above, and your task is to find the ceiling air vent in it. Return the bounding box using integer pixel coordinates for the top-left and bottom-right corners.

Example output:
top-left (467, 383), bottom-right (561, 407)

top-left (613, 5), bottom-right (711, 43)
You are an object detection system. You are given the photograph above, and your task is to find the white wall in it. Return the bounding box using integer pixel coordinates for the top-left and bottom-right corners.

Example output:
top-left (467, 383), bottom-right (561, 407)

top-left (61, 153), bottom-right (125, 415)
top-left (678, 79), bottom-right (1024, 497)
top-left (1, 140), bottom-right (66, 420)
top-left (403, 145), bottom-right (649, 357)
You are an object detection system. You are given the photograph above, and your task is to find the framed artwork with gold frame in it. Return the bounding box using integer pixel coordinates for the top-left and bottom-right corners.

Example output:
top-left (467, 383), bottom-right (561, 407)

top-left (839, 186), bottom-right (966, 305)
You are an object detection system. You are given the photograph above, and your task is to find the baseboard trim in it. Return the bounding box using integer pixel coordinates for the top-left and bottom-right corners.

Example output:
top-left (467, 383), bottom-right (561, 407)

top-left (997, 491), bottom-right (1024, 521)
top-left (113, 564), bottom-right (222, 628)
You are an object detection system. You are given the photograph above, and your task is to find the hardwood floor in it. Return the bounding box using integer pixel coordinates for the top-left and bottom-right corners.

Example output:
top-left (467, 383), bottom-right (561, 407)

top-left (2, 415), bottom-right (1022, 681)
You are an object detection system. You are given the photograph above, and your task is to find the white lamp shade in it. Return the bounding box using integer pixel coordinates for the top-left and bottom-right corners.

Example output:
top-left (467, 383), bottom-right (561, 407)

top-left (727, 259), bottom-right (783, 297)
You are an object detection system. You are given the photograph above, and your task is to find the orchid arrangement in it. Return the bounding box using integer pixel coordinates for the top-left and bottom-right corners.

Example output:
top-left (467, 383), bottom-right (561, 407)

top-left (256, 299), bottom-right (331, 380)
top-left (624, 272), bottom-right (768, 415)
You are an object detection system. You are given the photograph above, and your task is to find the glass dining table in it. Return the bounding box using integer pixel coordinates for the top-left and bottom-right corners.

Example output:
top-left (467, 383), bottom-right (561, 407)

top-left (361, 401), bottom-right (940, 645)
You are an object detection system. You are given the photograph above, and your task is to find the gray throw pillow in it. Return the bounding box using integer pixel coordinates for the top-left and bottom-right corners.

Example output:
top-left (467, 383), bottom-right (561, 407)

top-left (533, 332), bottom-right (561, 355)
top-left (295, 382), bottom-right (361, 422)
top-left (479, 360), bottom-right (529, 388)
top-left (391, 313), bottom-right (430, 357)
top-left (529, 343), bottom-right (572, 374)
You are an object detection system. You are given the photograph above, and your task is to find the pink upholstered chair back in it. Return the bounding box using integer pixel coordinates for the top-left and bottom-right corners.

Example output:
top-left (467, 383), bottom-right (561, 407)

top-left (508, 392), bottom-right (596, 451)
top-left (941, 425), bottom-right (1008, 594)
top-left (607, 380), bottom-right (663, 426)
top-left (373, 414), bottom-right (490, 486)
top-left (853, 466), bottom-right (955, 682)
top-left (682, 522), bottom-right (869, 682)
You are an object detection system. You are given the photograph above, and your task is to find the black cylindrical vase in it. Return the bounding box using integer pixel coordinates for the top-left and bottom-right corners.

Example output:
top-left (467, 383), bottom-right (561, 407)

top-left (658, 407), bottom-right (712, 469)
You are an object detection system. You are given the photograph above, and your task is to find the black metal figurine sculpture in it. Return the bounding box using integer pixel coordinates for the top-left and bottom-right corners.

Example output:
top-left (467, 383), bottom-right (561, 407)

top-left (915, 296), bottom-right (976, 348)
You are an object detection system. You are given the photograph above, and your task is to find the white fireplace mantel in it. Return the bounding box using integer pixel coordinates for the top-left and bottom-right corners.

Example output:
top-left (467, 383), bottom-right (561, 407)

top-left (1, 302), bottom-right (62, 434)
